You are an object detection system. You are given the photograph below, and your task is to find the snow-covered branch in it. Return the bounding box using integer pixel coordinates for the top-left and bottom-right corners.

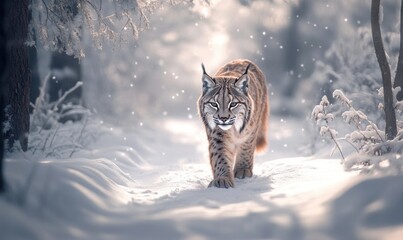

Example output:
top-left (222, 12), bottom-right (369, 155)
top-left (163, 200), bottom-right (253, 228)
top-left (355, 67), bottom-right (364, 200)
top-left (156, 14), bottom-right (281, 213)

top-left (29, 0), bottom-right (209, 58)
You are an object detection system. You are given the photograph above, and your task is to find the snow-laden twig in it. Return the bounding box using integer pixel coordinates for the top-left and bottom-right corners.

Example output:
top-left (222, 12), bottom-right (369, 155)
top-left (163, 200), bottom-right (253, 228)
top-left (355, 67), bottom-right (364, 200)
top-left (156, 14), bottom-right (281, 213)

top-left (334, 89), bottom-right (385, 143)
top-left (333, 89), bottom-right (352, 108)
top-left (31, 73), bottom-right (51, 132)
top-left (312, 96), bottom-right (345, 161)
top-left (52, 81), bottom-right (83, 112)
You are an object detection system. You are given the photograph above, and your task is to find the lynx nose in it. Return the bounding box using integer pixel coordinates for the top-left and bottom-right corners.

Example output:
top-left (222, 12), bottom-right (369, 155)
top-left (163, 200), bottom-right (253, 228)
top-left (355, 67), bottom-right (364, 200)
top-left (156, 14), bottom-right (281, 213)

top-left (218, 115), bottom-right (229, 122)
top-left (217, 115), bottom-right (232, 124)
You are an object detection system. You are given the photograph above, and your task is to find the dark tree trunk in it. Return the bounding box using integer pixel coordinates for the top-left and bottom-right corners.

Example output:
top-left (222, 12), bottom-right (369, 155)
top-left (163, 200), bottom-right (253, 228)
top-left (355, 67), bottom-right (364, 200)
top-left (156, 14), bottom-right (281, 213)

top-left (394, 1), bottom-right (403, 101)
top-left (0, 0), bottom-right (6, 192)
top-left (4, 0), bottom-right (31, 151)
top-left (371, 0), bottom-right (398, 140)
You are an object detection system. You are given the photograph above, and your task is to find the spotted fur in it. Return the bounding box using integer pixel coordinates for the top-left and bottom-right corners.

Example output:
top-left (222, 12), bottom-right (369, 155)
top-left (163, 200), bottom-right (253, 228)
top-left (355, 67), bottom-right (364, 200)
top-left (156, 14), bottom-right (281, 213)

top-left (198, 59), bottom-right (269, 188)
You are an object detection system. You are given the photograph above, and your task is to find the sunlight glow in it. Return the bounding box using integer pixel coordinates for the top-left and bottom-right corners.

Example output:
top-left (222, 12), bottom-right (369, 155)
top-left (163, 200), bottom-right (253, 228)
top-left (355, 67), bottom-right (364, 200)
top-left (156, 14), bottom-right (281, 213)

top-left (200, 7), bottom-right (210, 18)
top-left (211, 34), bottom-right (229, 47)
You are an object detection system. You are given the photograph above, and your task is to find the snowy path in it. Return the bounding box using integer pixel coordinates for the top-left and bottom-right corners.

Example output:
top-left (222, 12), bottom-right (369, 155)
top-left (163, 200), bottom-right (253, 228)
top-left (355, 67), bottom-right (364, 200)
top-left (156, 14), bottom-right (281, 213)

top-left (2, 118), bottom-right (403, 239)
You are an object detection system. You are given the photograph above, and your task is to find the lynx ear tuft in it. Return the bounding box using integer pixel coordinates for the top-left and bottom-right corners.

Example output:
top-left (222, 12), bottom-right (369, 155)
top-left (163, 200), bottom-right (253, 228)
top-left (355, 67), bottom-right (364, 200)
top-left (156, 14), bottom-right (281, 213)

top-left (202, 63), bottom-right (207, 75)
top-left (201, 63), bottom-right (215, 94)
top-left (243, 63), bottom-right (251, 75)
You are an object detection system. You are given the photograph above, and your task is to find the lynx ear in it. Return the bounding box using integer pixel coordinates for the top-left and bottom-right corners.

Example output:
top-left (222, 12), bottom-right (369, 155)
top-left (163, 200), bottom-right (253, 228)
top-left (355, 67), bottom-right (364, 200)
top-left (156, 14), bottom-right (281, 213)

top-left (234, 64), bottom-right (250, 95)
top-left (201, 63), bottom-right (215, 94)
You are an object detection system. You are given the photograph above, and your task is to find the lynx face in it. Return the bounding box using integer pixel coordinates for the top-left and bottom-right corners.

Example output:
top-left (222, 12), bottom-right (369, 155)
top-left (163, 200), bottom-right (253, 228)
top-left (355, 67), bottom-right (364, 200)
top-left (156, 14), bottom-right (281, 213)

top-left (199, 64), bottom-right (252, 132)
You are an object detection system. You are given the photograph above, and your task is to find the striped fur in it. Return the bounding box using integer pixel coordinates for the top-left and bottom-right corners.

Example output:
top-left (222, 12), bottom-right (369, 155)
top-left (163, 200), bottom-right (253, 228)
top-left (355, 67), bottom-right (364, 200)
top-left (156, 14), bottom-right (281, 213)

top-left (198, 59), bottom-right (269, 188)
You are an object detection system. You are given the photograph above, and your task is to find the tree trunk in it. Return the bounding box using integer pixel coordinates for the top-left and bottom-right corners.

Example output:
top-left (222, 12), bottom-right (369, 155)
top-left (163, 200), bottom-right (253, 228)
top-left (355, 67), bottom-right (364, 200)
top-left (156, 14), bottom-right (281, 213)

top-left (371, 0), bottom-right (398, 140)
top-left (4, 0), bottom-right (31, 151)
top-left (0, 0), bottom-right (6, 192)
top-left (394, 0), bottom-right (403, 101)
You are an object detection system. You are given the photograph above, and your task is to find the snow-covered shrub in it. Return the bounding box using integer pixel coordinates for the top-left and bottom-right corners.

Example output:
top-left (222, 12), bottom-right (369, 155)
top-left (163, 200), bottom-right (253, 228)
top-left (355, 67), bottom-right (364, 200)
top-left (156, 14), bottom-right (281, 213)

top-left (29, 75), bottom-right (98, 158)
top-left (30, 74), bottom-right (87, 131)
top-left (312, 95), bottom-right (345, 161)
top-left (307, 23), bottom-right (403, 175)
top-left (313, 89), bottom-right (403, 174)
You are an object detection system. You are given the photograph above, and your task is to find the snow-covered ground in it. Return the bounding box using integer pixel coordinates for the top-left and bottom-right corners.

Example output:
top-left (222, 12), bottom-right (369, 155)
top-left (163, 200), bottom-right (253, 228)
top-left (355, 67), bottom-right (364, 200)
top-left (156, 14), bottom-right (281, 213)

top-left (1, 116), bottom-right (403, 240)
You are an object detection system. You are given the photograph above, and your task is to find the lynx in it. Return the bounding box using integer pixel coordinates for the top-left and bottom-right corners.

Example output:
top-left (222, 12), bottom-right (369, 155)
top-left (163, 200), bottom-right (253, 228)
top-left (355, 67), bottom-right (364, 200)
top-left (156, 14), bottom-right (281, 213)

top-left (198, 59), bottom-right (269, 188)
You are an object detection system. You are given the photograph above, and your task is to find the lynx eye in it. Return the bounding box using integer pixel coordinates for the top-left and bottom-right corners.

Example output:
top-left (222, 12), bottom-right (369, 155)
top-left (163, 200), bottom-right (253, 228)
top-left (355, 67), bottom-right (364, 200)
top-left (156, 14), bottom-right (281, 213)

top-left (209, 102), bottom-right (219, 109)
top-left (229, 102), bottom-right (239, 108)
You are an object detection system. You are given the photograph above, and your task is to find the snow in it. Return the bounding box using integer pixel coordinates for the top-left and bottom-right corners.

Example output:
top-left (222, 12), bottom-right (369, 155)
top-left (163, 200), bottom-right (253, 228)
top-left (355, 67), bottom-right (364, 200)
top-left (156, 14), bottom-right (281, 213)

top-left (2, 116), bottom-right (403, 240)
top-left (5, 1), bottom-right (403, 238)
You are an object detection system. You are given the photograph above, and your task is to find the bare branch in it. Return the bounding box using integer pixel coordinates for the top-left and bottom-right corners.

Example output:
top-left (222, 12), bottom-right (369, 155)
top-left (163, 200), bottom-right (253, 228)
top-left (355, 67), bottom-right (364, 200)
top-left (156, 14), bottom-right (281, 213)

top-left (52, 81), bottom-right (83, 111)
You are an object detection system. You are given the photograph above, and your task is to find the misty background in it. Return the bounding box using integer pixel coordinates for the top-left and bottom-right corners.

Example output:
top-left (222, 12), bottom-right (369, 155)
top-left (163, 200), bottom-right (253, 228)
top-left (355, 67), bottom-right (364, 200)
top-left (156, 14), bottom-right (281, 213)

top-left (32, 0), bottom-right (401, 156)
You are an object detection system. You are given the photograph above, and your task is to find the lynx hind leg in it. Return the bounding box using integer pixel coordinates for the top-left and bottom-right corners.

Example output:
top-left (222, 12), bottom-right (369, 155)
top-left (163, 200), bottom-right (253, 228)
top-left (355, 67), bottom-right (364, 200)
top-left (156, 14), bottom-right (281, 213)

top-left (234, 143), bottom-right (255, 179)
top-left (234, 168), bottom-right (253, 179)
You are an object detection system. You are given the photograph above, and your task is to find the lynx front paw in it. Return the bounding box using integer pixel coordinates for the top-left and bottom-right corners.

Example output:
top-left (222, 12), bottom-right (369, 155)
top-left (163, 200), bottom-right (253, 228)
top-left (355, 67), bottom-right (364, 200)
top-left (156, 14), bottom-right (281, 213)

top-left (234, 168), bottom-right (253, 179)
top-left (208, 177), bottom-right (234, 188)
